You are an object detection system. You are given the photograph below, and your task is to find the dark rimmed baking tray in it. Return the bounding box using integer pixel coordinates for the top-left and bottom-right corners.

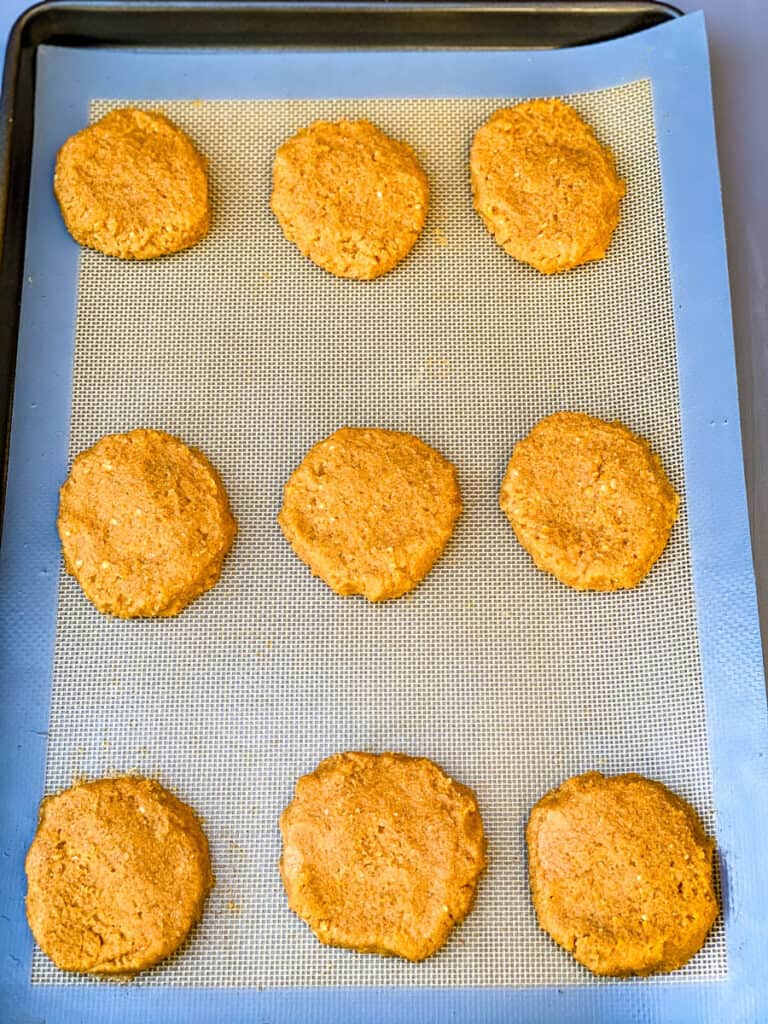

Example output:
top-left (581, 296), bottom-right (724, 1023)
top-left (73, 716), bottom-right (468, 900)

top-left (0, 0), bottom-right (682, 525)
top-left (5, 4), bottom-right (768, 1024)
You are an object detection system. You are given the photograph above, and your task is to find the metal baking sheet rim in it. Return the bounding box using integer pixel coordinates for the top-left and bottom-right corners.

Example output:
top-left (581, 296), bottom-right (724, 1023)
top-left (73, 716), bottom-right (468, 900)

top-left (1, 10), bottom-right (768, 1024)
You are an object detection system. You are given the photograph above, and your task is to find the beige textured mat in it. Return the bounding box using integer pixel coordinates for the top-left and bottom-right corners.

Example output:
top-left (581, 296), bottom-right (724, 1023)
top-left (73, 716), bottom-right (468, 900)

top-left (34, 83), bottom-right (726, 986)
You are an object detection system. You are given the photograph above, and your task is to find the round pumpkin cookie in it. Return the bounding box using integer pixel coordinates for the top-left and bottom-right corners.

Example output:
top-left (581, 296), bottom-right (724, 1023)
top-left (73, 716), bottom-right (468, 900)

top-left (58, 428), bottom-right (236, 618)
top-left (25, 775), bottom-right (213, 976)
top-left (280, 751), bottom-right (487, 961)
top-left (499, 412), bottom-right (678, 591)
top-left (278, 426), bottom-right (461, 601)
top-left (270, 119), bottom-right (429, 279)
top-left (54, 107), bottom-right (210, 260)
top-left (470, 99), bottom-right (625, 274)
top-left (526, 771), bottom-right (718, 976)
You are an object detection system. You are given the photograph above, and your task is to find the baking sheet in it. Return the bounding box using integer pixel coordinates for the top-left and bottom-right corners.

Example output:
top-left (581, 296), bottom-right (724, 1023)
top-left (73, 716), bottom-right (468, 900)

top-left (1, 12), bottom-right (767, 1024)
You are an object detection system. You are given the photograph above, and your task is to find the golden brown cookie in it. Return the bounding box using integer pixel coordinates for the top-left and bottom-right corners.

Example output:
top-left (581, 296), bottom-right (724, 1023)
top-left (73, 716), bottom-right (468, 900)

top-left (25, 776), bottom-right (213, 976)
top-left (470, 99), bottom-right (625, 274)
top-left (527, 771), bottom-right (718, 976)
top-left (54, 107), bottom-right (210, 259)
top-left (270, 119), bottom-right (429, 279)
top-left (278, 426), bottom-right (461, 601)
top-left (58, 429), bottom-right (236, 618)
top-left (499, 412), bottom-right (678, 591)
top-left (280, 751), bottom-right (486, 961)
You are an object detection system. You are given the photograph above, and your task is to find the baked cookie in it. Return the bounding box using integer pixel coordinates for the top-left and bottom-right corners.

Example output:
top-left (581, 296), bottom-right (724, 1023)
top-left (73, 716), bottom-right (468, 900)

top-left (25, 776), bottom-right (213, 976)
top-left (280, 751), bottom-right (486, 961)
top-left (54, 107), bottom-right (210, 259)
top-left (278, 426), bottom-right (461, 601)
top-left (270, 119), bottom-right (429, 279)
top-left (499, 412), bottom-right (678, 590)
top-left (58, 428), bottom-right (236, 618)
top-left (470, 99), bottom-right (625, 274)
top-left (527, 771), bottom-right (718, 976)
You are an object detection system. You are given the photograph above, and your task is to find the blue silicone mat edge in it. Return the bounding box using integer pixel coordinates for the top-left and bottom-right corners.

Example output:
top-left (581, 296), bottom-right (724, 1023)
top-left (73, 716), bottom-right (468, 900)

top-left (1, 12), bottom-right (767, 1023)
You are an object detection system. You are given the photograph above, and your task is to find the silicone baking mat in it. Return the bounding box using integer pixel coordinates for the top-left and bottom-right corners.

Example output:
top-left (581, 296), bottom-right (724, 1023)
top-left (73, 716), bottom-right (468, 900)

top-left (1, 12), bottom-right (767, 1024)
top-left (34, 81), bottom-right (723, 989)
